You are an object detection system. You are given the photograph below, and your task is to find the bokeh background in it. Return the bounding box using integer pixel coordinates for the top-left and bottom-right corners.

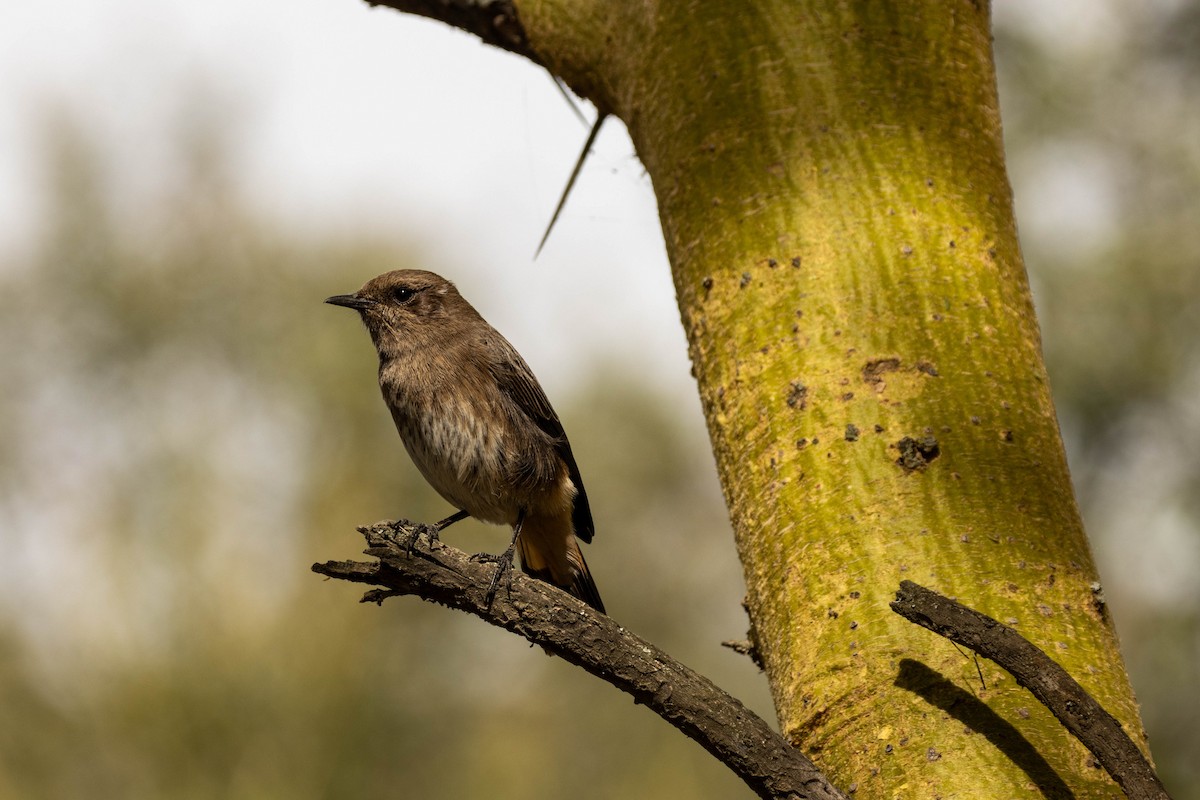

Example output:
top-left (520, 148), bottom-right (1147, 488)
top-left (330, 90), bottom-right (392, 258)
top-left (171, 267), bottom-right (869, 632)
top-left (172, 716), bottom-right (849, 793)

top-left (1, 0), bottom-right (1197, 797)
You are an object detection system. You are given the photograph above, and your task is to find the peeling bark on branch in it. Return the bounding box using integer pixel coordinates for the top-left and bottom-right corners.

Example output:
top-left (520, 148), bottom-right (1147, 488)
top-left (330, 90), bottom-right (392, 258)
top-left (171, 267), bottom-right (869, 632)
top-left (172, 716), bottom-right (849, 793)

top-left (891, 581), bottom-right (1170, 800)
top-left (313, 521), bottom-right (848, 800)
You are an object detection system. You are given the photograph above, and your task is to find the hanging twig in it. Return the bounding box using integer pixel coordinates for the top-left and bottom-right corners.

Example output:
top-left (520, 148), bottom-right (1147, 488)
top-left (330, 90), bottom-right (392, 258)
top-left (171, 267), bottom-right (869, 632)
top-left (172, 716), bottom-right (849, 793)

top-left (534, 113), bottom-right (606, 258)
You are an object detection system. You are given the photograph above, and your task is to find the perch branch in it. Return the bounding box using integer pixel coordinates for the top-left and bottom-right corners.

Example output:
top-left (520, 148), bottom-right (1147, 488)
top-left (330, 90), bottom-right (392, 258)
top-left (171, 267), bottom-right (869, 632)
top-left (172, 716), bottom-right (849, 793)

top-left (314, 521), bottom-right (848, 800)
top-left (890, 580), bottom-right (1170, 800)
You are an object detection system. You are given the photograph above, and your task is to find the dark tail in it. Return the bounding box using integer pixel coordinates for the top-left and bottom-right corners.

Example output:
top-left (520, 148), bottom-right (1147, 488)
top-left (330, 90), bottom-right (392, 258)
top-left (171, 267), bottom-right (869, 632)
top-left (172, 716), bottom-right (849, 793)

top-left (566, 548), bottom-right (605, 614)
top-left (517, 527), bottom-right (605, 614)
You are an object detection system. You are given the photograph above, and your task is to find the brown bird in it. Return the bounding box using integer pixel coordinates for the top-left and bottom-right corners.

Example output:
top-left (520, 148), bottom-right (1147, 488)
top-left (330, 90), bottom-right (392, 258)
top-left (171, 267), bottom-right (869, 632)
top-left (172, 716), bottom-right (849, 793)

top-left (325, 269), bottom-right (604, 613)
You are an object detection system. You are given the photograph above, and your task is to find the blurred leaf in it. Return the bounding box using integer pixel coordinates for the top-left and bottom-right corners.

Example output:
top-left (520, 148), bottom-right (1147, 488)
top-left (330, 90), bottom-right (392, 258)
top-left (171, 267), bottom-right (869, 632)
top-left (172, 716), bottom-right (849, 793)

top-left (0, 104), bottom-right (764, 800)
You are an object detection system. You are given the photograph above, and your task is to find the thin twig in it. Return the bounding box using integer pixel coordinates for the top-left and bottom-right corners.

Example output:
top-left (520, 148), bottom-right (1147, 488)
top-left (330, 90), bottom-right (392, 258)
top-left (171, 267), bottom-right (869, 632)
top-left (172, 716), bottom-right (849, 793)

top-left (535, 113), bottom-right (607, 258)
top-left (550, 74), bottom-right (589, 127)
top-left (314, 521), bottom-right (848, 800)
top-left (890, 580), bottom-right (1170, 800)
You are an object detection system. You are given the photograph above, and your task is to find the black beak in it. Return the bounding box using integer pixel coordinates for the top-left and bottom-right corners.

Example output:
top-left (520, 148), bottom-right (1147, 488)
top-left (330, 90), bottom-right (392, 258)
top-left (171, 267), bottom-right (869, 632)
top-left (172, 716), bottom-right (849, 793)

top-left (325, 293), bottom-right (376, 311)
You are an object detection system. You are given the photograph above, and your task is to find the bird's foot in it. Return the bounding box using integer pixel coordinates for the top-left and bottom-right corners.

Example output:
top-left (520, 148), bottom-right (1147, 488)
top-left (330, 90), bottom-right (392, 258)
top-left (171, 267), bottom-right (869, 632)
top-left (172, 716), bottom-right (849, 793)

top-left (412, 522), bottom-right (441, 551)
top-left (471, 545), bottom-right (516, 608)
top-left (392, 510), bottom-right (467, 555)
top-left (369, 519), bottom-right (435, 554)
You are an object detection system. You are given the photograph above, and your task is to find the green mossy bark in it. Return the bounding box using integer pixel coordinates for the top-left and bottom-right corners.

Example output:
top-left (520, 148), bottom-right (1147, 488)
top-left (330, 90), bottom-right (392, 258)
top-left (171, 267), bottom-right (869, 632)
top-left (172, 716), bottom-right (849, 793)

top-left (523, 1), bottom-right (1147, 796)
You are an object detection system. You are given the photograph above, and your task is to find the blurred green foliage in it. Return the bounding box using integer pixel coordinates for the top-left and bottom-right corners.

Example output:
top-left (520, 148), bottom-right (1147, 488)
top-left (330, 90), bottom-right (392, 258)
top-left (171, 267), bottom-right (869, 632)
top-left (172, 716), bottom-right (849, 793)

top-left (1, 3), bottom-right (1197, 798)
top-left (0, 112), bottom-right (769, 798)
top-left (996, 3), bottom-right (1200, 796)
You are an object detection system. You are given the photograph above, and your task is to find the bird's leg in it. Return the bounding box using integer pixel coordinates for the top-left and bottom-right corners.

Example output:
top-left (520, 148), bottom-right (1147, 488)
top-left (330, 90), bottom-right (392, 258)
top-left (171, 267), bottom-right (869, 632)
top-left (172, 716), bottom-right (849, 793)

top-left (427, 509), bottom-right (469, 545)
top-left (406, 509), bottom-right (469, 554)
top-left (473, 510), bottom-right (524, 608)
top-left (436, 509), bottom-right (470, 531)
top-left (400, 509), bottom-right (468, 555)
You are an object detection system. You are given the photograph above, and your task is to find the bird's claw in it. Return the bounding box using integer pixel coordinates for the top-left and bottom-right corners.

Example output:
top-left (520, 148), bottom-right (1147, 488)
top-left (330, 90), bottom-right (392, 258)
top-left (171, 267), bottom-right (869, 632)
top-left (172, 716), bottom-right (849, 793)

top-left (378, 520), bottom-right (439, 555)
top-left (471, 546), bottom-right (516, 608)
top-left (415, 522), bottom-right (440, 549)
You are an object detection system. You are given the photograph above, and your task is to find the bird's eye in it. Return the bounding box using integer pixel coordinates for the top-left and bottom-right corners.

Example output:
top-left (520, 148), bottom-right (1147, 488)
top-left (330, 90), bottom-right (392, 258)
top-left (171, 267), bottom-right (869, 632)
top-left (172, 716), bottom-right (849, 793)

top-left (393, 286), bottom-right (416, 304)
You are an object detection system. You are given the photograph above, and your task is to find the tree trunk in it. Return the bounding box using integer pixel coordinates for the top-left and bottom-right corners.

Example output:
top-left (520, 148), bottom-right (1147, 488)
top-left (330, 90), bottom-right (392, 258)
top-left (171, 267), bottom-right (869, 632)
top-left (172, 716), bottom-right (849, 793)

top-left (384, 0), bottom-right (1152, 795)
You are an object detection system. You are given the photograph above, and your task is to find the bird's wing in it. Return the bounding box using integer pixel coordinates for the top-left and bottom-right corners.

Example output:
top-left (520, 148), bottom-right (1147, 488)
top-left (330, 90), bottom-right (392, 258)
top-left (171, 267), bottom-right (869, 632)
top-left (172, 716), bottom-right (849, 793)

top-left (487, 346), bottom-right (596, 544)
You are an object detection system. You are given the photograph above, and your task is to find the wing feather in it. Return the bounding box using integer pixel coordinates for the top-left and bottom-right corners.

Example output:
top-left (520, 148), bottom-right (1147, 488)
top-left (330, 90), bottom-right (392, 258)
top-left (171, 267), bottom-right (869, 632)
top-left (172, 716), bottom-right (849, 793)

top-left (487, 344), bottom-right (596, 544)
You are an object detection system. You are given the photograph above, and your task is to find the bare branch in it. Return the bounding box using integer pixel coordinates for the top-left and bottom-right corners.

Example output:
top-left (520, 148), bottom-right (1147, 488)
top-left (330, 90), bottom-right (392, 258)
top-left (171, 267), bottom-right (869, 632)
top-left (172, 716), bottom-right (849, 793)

top-left (890, 580), bottom-right (1171, 800)
top-left (364, 0), bottom-right (538, 63)
top-left (314, 521), bottom-right (848, 800)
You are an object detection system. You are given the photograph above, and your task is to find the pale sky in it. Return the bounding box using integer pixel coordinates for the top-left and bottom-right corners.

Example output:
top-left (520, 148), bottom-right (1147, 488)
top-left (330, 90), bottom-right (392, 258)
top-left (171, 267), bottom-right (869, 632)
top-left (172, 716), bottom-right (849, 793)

top-left (0, 0), bottom-right (1142, 401)
top-left (0, 0), bottom-right (689, 405)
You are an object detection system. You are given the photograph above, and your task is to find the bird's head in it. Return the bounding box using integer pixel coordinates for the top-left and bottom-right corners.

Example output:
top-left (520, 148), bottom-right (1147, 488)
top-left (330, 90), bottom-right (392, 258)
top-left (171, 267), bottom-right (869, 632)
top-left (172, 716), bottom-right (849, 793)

top-left (326, 269), bottom-right (471, 354)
